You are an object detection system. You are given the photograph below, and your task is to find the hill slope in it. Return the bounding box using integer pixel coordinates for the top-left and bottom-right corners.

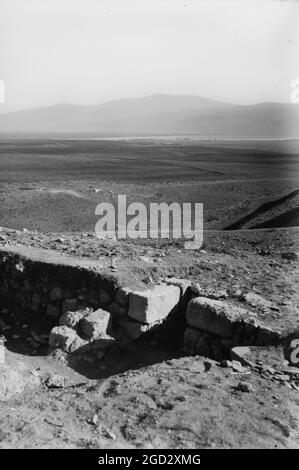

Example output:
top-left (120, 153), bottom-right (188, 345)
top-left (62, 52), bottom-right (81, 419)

top-left (0, 94), bottom-right (298, 138)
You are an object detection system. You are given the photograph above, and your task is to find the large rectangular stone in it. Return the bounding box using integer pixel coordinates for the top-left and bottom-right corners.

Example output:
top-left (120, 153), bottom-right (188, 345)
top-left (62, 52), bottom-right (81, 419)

top-left (128, 285), bottom-right (180, 324)
top-left (186, 297), bottom-right (249, 338)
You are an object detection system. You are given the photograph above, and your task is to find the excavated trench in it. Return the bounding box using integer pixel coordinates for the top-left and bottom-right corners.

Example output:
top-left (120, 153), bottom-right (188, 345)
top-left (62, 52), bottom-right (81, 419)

top-left (0, 246), bottom-right (291, 373)
top-left (0, 250), bottom-right (131, 357)
top-left (0, 247), bottom-right (187, 365)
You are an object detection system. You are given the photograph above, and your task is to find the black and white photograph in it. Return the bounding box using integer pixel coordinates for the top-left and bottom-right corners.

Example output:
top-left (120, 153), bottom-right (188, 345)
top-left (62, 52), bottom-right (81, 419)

top-left (0, 0), bottom-right (298, 454)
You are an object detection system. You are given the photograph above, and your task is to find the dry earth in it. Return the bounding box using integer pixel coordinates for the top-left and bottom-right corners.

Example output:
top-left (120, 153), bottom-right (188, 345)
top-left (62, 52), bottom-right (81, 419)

top-left (0, 226), bottom-right (298, 449)
top-left (0, 139), bottom-right (298, 449)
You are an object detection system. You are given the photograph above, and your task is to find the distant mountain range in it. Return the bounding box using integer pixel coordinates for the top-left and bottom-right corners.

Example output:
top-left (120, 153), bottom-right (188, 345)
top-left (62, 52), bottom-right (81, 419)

top-left (0, 94), bottom-right (298, 138)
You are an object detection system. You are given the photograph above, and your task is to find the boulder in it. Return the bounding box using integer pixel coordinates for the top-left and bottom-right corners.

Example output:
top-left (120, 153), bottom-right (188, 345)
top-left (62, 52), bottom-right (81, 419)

top-left (186, 297), bottom-right (251, 338)
top-left (79, 308), bottom-right (111, 341)
top-left (45, 374), bottom-right (66, 388)
top-left (49, 325), bottom-right (78, 352)
top-left (128, 285), bottom-right (180, 324)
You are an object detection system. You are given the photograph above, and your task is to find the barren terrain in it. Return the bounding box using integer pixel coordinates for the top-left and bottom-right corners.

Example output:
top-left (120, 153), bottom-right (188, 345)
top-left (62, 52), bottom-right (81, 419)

top-left (0, 138), bottom-right (298, 449)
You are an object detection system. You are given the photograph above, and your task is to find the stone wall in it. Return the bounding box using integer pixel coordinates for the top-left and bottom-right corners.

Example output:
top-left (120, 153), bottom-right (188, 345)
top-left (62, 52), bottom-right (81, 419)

top-left (183, 296), bottom-right (284, 360)
top-left (0, 249), bottom-right (118, 320)
top-left (0, 247), bottom-right (182, 353)
top-left (0, 247), bottom-right (288, 363)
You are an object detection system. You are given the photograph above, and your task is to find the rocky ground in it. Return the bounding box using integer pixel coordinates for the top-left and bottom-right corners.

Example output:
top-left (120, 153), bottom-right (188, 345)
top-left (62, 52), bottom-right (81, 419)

top-left (0, 226), bottom-right (298, 449)
top-left (0, 341), bottom-right (298, 449)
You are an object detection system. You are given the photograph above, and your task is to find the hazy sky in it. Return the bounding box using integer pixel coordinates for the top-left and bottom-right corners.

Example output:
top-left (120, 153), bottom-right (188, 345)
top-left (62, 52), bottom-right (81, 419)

top-left (0, 0), bottom-right (298, 112)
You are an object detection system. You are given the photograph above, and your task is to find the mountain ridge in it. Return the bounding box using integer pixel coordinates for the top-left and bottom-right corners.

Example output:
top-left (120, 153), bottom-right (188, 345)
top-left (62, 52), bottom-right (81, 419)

top-left (0, 94), bottom-right (298, 138)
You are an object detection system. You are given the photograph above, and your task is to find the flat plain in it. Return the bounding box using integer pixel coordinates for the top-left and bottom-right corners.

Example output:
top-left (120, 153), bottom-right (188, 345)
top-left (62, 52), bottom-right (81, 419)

top-left (0, 138), bottom-right (299, 232)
